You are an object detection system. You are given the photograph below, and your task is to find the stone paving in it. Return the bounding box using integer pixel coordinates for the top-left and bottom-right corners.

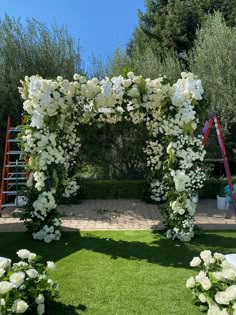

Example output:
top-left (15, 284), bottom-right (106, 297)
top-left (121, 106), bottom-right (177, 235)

top-left (0, 198), bottom-right (236, 232)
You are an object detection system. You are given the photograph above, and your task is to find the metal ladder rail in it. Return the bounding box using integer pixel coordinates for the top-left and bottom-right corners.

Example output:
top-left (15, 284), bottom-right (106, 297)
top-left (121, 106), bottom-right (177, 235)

top-left (0, 117), bottom-right (26, 214)
top-left (0, 116), bottom-right (11, 214)
top-left (202, 112), bottom-right (236, 218)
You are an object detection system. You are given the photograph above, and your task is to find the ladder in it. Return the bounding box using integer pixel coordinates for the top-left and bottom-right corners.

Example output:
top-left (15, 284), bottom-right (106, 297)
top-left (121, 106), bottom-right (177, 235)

top-left (202, 112), bottom-right (236, 217)
top-left (0, 116), bottom-right (26, 214)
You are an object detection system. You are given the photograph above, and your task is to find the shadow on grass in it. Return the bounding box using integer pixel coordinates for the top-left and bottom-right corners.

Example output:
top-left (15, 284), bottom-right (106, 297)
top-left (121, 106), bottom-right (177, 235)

top-left (1, 230), bottom-right (236, 270)
top-left (46, 302), bottom-right (87, 315)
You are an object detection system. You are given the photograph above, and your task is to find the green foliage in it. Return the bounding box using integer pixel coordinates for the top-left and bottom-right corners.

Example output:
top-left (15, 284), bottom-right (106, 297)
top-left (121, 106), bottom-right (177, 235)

top-left (129, 47), bottom-right (182, 83)
top-left (0, 15), bottom-right (82, 160)
top-left (190, 12), bottom-right (236, 133)
top-left (78, 122), bottom-right (148, 179)
top-left (61, 178), bottom-right (231, 201)
top-left (75, 179), bottom-right (148, 200)
top-left (199, 178), bottom-right (229, 198)
top-left (128, 0), bottom-right (236, 58)
top-left (107, 48), bottom-right (131, 77)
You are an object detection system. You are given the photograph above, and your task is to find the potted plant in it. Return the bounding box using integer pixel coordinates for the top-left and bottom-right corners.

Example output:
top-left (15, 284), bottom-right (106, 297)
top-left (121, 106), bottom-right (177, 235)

top-left (217, 183), bottom-right (229, 210)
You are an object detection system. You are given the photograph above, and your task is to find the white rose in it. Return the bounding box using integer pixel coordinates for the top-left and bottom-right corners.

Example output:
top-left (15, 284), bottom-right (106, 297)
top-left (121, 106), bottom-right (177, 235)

top-left (186, 276), bottom-right (195, 288)
top-left (200, 250), bottom-right (212, 263)
top-left (10, 272), bottom-right (25, 288)
top-left (195, 271), bottom-right (206, 282)
top-left (28, 253), bottom-right (37, 261)
top-left (12, 299), bottom-right (29, 313)
top-left (0, 257), bottom-right (11, 269)
top-left (16, 249), bottom-right (31, 260)
top-left (73, 73), bottom-right (80, 80)
top-left (37, 303), bottom-right (45, 315)
top-left (222, 268), bottom-right (236, 281)
top-left (26, 269), bottom-right (38, 279)
top-left (178, 208), bottom-right (185, 215)
top-left (219, 308), bottom-right (229, 315)
top-left (225, 285), bottom-right (236, 301)
top-left (190, 257), bottom-right (201, 267)
top-left (208, 303), bottom-right (223, 315)
top-left (198, 293), bottom-right (207, 303)
top-left (0, 298), bottom-right (5, 306)
top-left (214, 253), bottom-right (225, 261)
top-left (0, 281), bottom-right (13, 294)
top-left (215, 292), bottom-right (230, 305)
top-left (57, 76), bottom-right (63, 82)
top-left (47, 261), bottom-right (56, 270)
top-left (0, 268), bottom-right (5, 278)
top-left (35, 294), bottom-right (45, 304)
top-left (212, 272), bottom-right (224, 281)
top-left (222, 260), bottom-right (233, 269)
top-left (200, 276), bottom-right (211, 290)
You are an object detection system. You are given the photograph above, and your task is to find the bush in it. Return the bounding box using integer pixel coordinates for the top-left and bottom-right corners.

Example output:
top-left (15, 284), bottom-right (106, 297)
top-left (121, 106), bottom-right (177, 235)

top-left (0, 249), bottom-right (58, 314)
top-left (199, 178), bottom-right (230, 198)
top-left (63, 178), bottom-right (235, 201)
top-left (74, 179), bottom-right (148, 200)
top-left (190, 12), bottom-right (236, 133)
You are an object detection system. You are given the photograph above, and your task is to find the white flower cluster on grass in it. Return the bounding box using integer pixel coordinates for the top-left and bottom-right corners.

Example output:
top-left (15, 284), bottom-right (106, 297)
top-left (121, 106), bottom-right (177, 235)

top-left (187, 250), bottom-right (236, 315)
top-left (0, 249), bottom-right (58, 314)
top-left (19, 71), bottom-right (204, 243)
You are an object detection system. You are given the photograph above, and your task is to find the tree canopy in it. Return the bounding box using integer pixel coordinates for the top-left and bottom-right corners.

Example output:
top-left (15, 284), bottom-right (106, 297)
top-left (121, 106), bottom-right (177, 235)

top-left (128, 0), bottom-right (236, 57)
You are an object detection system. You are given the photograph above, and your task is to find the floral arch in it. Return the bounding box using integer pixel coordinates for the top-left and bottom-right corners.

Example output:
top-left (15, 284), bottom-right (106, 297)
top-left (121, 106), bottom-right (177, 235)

top-left (19, 72), bottom-right (205, 243)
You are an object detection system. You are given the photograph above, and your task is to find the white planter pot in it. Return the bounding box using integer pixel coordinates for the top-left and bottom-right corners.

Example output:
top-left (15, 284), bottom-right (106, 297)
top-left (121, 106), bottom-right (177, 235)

top-left (217, 196), bottom-right (229, 210)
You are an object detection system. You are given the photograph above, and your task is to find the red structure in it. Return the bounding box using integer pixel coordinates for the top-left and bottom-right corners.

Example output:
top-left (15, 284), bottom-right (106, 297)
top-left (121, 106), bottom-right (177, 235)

top-left (0, 116), bottom-right (26, 214)
top-left (202, 112), bottom-right (236, 217)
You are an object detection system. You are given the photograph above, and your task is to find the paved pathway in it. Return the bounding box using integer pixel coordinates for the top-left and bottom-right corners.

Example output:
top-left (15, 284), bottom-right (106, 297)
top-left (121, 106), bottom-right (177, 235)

top-left (0, 199), bottom-right (235, 232)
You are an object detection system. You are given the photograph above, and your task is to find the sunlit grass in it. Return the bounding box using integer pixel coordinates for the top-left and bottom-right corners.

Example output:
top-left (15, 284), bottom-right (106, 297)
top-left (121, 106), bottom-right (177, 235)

top-left (0, 230), bottom-right (236, 314)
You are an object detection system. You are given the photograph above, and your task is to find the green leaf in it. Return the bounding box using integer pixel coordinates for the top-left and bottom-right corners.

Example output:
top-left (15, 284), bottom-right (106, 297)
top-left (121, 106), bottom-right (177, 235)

top-left (52, 169), bottom-right (59, 190)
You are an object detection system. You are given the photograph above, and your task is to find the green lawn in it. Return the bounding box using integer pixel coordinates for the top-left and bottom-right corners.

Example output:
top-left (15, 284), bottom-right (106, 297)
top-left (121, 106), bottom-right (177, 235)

top-left (1, 230), bottom-right (236, 315)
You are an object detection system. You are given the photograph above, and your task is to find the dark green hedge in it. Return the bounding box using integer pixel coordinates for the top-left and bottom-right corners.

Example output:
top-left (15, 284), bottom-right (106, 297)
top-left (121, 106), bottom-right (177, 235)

top-left (199, 179), bottom-right (229, 198)
top-left (78, 179), bottom-right (148, 200)
top-left (68, 178), bottom-right (233, 201)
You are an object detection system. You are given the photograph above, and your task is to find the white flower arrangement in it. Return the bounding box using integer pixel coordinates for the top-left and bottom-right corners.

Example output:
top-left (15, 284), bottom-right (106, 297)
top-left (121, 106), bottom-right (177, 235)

top-left (187, 250), bottom-right (236, 315)
top-left (19, 71), bottom-right (205, 242)
top-left (0, 249), bottom-right (58, 314)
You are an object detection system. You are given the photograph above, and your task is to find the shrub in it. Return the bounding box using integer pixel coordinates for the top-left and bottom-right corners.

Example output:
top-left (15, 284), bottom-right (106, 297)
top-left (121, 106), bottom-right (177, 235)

top-left (0, 249), bottom-right (58, 314)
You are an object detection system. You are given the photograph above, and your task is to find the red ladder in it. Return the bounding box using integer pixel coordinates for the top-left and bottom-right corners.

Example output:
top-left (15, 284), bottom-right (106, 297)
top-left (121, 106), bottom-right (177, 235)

top-left (202, 112), bottom-right (236, 217)
top-left (0, 116), bottom-right (26, 215)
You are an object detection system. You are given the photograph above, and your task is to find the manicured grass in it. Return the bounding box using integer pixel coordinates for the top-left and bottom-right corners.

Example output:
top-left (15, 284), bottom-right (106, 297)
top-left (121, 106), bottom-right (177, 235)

top-left (1, 230), bottom-right (236, 314)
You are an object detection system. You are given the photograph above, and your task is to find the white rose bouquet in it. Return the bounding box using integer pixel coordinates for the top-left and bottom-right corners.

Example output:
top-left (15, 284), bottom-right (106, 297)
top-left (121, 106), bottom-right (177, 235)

top-left (0, 249), bottom-right (58, 314)
top-left (186, 250), bottom-right (236, 315)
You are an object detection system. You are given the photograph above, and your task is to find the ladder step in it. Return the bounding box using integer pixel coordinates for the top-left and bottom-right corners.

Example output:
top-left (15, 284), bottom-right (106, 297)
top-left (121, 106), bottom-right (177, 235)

top-left (4, 177), bottom-right (26, 180)
top-left (1, 204), bottom-right (16, 208)
top-left (9, 128), bottom-right (22, 132)
top-left (5, 164), bottom-right (25, 168)
top-left (7, 139), bottom-right (20, 143)
top-left (6, 151), bottom-right (25, 155)
top-left (8, 172), bottom-right (26, 175)
top-left (2, 191), bottom-right (17, 195)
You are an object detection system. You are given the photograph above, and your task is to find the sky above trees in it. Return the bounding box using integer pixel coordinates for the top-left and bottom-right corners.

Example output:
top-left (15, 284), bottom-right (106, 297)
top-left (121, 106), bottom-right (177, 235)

top-left (0, 0), bottom-right (145, 70)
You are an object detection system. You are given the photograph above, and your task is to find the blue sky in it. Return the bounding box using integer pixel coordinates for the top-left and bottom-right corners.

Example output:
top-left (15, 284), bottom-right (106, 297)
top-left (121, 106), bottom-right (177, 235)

top-left (0, 0), bottom-right (146, 70)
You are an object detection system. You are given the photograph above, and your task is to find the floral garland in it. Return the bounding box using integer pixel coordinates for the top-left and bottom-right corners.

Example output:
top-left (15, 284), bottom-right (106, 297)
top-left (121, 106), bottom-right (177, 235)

top-left (187, 250), bottom-right (236, 315)
top-left (19, 72), bottom-right (205, 242)
top-left (0, 249), bottom-right (58, 314)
